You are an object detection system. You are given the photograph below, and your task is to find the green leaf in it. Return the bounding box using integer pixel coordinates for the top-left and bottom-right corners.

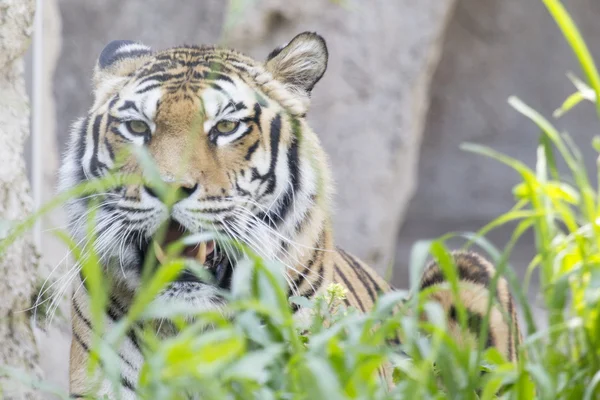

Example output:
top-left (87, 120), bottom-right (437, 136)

top-left (542, 0), bottom-right (600, 117)
top-left (553, 90), bottom-right (585, 118)
top-left (222, 346), bottom-right (284, 383)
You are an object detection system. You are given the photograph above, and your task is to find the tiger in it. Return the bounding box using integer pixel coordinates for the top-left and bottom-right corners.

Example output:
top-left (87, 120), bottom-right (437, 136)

top-left (58, 32), bottom-right (520, 399)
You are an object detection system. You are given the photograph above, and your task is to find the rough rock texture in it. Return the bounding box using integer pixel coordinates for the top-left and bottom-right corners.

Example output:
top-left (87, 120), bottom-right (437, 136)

top-left (223, 0), bottom-right (458, 273)
top-left (394, 0), bottom-right (600, 295)
top-left (0, 0), bottom-right (42, 398)
top-left (55, 0), bottom-right (228, 153)
top-left (30, 0), bottom-right (72, 394)
top-left (54, 0), bottom-right (457, 275)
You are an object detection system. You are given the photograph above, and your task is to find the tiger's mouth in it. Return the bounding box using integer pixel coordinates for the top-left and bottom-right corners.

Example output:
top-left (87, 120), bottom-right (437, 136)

top-left (147, 219), bottom-right (234, 289)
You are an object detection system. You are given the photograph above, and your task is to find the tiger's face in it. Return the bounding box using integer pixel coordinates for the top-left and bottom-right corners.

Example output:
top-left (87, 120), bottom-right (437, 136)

top-left (60, 33), bottom-right (330, 309)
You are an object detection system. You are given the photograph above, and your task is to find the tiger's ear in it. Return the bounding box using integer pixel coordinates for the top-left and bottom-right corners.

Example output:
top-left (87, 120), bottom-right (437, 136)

top-left (265, 32), bottom-right (328, 95)
top-left (93, 40), bottom-right (153, 88)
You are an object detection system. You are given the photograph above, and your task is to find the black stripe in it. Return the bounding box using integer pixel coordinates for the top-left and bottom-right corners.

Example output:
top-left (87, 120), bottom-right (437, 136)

top-left (258, 134), bottom-right (300, 229)
top-left (116, 205), bottom-right (155, 213)
top-left (293, 195), bottom-right (316, 234)
top-left (110, 126), bottom-right (129, 141)
top-left (264, 115), bottom-right (282, 194)
top-left (287, 136), bottom-right (301, 192)
top-left (72, 328), bottom-right (136, 391)
top-left (72, 299), bottom-right (92, 330)
top-left (119, 48), bottom-right (150, 59)
top-left (104, 136), bottom-right (114, 160)
top-left (186, 206), bottom-right (235, 214)
top-left (73, 299), bottom-right (137, 371)
top-left (268, 137), bottom-right (300, 227)
top-left (73, 330), bottom-right (90, 353)
top-left (419, 270), bottom-right (446, 291)
top-left (108, 95), bottom-right (119, 110)
top-left (252, 103), bottom-right (263, 132)
top-left (254, 114), bottom-right (283, 221)
top-left (74, 116), bottom-right (90, 184)
top-left (339, 249), bottom-right (383, 295)
top-left (105, 305), bottom-right (121, 322)
top-left (290, 230), bottom-right (325, 294)
top-left (103, 49), bottom-right (150, 68)
top-left (234, 179), bottom-right (251, 197)
top-left (216, 101), bottom-right (229, 116)
top-left (72, 327), bottom-right (138, 393)
top-left (108, 296), bottom-right (143, 353)
top-left (210, 82), bottom-right (223, 92)
top-left (245, 140), bottom-right (260, 160)
top-left (448, 306), bottom-right (494, 348)
top-left (118, 100), bottom-right (139, 112)
top-left (297, 261), bottom-right (325, 301)
top-left (231, 126), bottom-right (253, 142)
top-left (138, 72), bottom-right (184, 85)
top-left (454, 253), bottom-right (491, 286)
top-left (420, 255), bottom-right (491, 291)
top-left (89, 114), bottom-right (108, 177)
top-left (338, 249), bottom-right (379, 304)
top-left (136, 83), bottom-right (161, 94)
top-left (507, 296), bottom-right (514, 361)
top-left (335, 264), bottom-right (365, 312)
top-left (120, 375), bottom-right (137, 393)
top-left (193, 69), bottom-right (235, 84)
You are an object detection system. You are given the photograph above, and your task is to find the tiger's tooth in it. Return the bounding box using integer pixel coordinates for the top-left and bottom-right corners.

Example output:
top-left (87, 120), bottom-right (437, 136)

top-left (153, 241), bottom-right (167, 265)
top-left (196, 242), bottom-right (207, 265)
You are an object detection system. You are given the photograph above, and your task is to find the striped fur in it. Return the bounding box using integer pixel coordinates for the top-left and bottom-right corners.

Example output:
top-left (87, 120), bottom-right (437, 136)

top-left (59, 33), bottom-right (520, 398)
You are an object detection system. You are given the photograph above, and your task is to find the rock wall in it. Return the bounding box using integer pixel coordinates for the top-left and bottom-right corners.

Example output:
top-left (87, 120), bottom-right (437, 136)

top-left (30, 0), bottom-right (72, 394)
top-left (54, 0), bottom-right (457, 274)
top-left (38, 0), bottom-right (600, 390)
top-left (0, 1), bottom-right (42, 398)
top-left (222, 0), bottom-right (457, 274)
top-left (393, 0), bottom-right (600, 289)
top-left (48, 0), bottom-right (457, 392)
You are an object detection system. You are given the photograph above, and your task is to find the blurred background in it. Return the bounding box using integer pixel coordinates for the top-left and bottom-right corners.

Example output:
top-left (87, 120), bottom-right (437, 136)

top-left (23, 0), bottom-right (600, 393)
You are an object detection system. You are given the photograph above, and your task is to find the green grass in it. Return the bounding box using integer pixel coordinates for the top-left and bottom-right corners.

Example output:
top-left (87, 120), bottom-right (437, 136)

top-left (3, 0), bottom-right (600, 398)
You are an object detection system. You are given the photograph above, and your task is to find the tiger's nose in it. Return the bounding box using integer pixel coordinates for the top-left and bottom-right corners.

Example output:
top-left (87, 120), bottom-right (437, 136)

top-left (143, 182), bottom-right (198, 200)
top-left (180, 183), bottom-right (198, 196)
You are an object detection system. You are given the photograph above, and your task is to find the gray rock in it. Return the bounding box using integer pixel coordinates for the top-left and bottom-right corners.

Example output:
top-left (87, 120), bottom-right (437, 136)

top-left (55, 0), bottom-right (228, 155)
top-left (0, 0), bottom-right (43, 397)
top-left (223, 0), bottom-right (457, 273)
top-left (394, 0), bottom-right (600, 301)
top-left (54, 0), bottom-right (457, 275)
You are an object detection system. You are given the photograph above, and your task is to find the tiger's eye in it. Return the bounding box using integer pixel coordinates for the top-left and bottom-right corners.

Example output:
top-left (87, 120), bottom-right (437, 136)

top-left (215, 120), bottom-right (239, 134)
top-left (127, 120), bottom-right (150, 134)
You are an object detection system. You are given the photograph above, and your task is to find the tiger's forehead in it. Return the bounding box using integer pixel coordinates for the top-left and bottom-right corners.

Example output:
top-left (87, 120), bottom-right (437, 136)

top-left (136, 46), bottom-right (258, 83)
top-left (115, 46), bottom-right (261, 123)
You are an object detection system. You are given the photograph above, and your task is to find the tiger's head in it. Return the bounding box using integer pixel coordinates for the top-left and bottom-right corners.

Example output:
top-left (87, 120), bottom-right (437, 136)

top-left (59, 33), bottom-right (333, 310)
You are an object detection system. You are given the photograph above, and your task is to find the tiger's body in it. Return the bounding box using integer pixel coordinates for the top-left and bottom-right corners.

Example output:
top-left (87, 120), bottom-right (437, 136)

top-left (59, 33), bottom-right (519, 399)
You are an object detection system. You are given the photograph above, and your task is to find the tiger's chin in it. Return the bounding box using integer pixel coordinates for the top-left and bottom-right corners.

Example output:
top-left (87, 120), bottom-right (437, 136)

top-left (150, 281), bottom-right (228, 323)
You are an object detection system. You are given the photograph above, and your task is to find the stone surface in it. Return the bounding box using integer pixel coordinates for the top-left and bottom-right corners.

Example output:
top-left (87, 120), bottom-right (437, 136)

top-left (0, 0), bottom-right (42, 398)
top-left (44, 0), bottom-right (600, 387)
top-left (223, 0), bottom-right (458, 273)
top-left (53, 0), bottom-right (457, 275)
top-left (30, 0), bottom-right (73, 395)
top-left (54, 0), bottom-right (228, 154)
top-left (394, 0), bottom-right (600, 306)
